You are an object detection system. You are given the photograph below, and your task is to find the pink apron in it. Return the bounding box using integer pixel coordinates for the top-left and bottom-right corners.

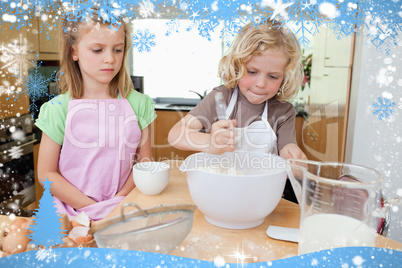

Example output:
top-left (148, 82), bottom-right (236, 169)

top-left (55, 95), bottom-right (141, 221)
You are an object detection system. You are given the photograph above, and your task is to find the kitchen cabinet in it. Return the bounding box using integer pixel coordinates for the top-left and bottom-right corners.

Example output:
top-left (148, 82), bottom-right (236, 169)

top-left (0, 21), bottom-right (37, 119)
top-left (0, 14), bottom-right (60, 61)
top-left (0, 86), bottom-right (30, 119)
top-left (36, 12), bottom-right (61, 60)
top-left (0, 21), bottom-right (39, 53)
top-left (323, 28), bottom-right (353, 67)
top-left (0, 14), bottom-right (60, 119)
top-left (151, 110), bottom-right (197, 161)
top-left (302, 26), bottom-right (354, 162)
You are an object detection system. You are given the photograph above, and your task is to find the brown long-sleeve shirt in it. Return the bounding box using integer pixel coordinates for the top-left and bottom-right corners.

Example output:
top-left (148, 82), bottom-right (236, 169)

top-left (189, 85), bottom-right (297, 152)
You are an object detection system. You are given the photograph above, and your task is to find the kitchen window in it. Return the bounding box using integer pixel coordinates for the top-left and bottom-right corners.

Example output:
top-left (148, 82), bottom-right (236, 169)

top-left (130, 19), bottom-right (229, 99)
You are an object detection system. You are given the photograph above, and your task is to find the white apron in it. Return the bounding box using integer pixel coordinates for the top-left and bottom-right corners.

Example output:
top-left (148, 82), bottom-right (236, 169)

top-left (225, 88), bottom-right (278, 154)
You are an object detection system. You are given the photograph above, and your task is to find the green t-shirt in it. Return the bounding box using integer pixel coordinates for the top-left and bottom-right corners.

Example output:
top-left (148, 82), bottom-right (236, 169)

top-left (35, 90), bottom-right (157, 145)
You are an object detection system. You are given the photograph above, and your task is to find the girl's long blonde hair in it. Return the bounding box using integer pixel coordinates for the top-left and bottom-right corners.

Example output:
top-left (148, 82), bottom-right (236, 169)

top-left (57, 10), bottom-right (133, 99)
top-left (219, 21), bottom-right (303, 101)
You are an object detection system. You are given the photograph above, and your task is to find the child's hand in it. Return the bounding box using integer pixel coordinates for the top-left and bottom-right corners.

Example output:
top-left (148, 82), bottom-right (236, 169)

top-left (209, 119), bottom-right (237, 154)
top-left (279, 143), bottom-right (307, 160)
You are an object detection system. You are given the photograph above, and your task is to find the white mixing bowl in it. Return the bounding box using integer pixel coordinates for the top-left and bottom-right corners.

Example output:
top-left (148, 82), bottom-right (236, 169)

top-left (180, 151), bottom-right (287, 229)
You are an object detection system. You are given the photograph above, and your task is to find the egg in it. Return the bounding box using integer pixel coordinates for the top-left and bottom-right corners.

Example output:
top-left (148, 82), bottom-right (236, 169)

top-left (68, 226), bottom-right (93, 244)
top-left (2, 218), bottom-right (32, 254)
top-left (69, 211), bottom-right (90, 228)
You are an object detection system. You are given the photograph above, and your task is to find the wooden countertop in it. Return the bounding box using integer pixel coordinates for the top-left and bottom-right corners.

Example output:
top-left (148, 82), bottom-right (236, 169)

top-left (98, 160), bottom-right (402, 263)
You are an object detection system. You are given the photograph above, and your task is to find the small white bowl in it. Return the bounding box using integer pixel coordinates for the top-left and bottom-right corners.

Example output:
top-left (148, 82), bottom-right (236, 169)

top-left (133, 162), bottom-right (170, 195)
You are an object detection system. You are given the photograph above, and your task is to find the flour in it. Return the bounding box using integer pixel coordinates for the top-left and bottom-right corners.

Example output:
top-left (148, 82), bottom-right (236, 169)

top-left (195, 166), bottom-right (244, 175)
top-left (189, 237), bottom-right (200, 244)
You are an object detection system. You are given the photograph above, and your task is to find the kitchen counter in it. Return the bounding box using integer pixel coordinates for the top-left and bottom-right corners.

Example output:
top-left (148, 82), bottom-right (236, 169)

top-left (154, 97), bottom-right (200, 111)
top-left (97, 160), bottom-right (402, 263)
top-left (154, 103), bottom-right (195, 111)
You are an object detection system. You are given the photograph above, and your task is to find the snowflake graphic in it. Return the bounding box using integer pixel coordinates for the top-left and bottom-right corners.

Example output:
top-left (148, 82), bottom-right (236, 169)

top-left (97, 1), bottom-right (128, 27)
top-left (11, 182), bottom-right (19, 192)
top-left (365, 20), bottom-right (398, 55)
top-left (364, 1), bottom-right (401, 55)
top-left (38, 13), bottom-right (59, 41)
top-left (352, 255), bottom-right (365, 266)
top-left (197, 20), bottom-right (221, 41)
top-left (376, 67), bottom-right (394, 88)
top-left (221, 20), bottom-right (244, 47)
top-left (0, 1), bottom-right (32, 30)
top-left (287, 0), bottom-right (323, 47)
top-left (214, 255), bottom-right (226, 267)
top-left (29, 102), bottom-right (39, 115)
top-left (11, 129), bottom-right (25, 141)
top-left (0, 1), bottom-right (400, 55)
top-left (8, 146), bottom-right (23, 160)
top-left (4, 1), bottom-right (402, 55)
top-left (13, 57), bottom-right (51, 116)
top-left (166, 19), bottom-right (181, 37)
top-left (0, 34), bottom-right (35, 77)
top-left (263, 0), bottom-right (294, 21)
top-left (36, 248), bottom-right (52, 261)
top-left (372, 97), bottom-right (396, 120)
top-left (138, 0), bottom-right (155, 18)
top-left (25, 63), bottom-right (50, 101)
top-left (84, 249), bottom-right (91, 258)
top-left (133, 28), bottom-right (156, 52)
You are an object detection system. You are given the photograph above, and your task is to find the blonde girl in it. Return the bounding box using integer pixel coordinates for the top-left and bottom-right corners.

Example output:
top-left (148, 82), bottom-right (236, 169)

top-left (168, 20), bottom-right (306, 160)
top-left (36, 11), bottom-right (156, 221)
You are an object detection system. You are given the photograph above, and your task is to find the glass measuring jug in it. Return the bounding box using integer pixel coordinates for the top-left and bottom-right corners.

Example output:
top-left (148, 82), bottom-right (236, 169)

top-left (286, 159), bottom-right (391, 255)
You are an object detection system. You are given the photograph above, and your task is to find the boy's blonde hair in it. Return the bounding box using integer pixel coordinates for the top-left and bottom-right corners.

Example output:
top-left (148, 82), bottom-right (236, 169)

top-left (57, 11), bottom-right (133, 99)
top-left (219, 21), bottom-right (303, 101)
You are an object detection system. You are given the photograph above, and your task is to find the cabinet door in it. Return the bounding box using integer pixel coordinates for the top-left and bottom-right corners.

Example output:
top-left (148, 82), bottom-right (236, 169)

top-left (0, 21), bottom-right (37, 119)
top-left (304, 67), bottom-right (351, 162)
top-left (303, 26), bottom-right (354, 162)
top-left (37, 13), bottom-right (60, 60)
top-left (0, 20), bottom-right (39, 53)
top-left (152, 110), bottom-right (197, 161)
top-left (324, 29), bottom-right (353, 68)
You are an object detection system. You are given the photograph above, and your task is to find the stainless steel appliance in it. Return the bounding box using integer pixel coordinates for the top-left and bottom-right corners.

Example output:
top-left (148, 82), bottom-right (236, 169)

top-left (0, 114), bottom-right (36, 216)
